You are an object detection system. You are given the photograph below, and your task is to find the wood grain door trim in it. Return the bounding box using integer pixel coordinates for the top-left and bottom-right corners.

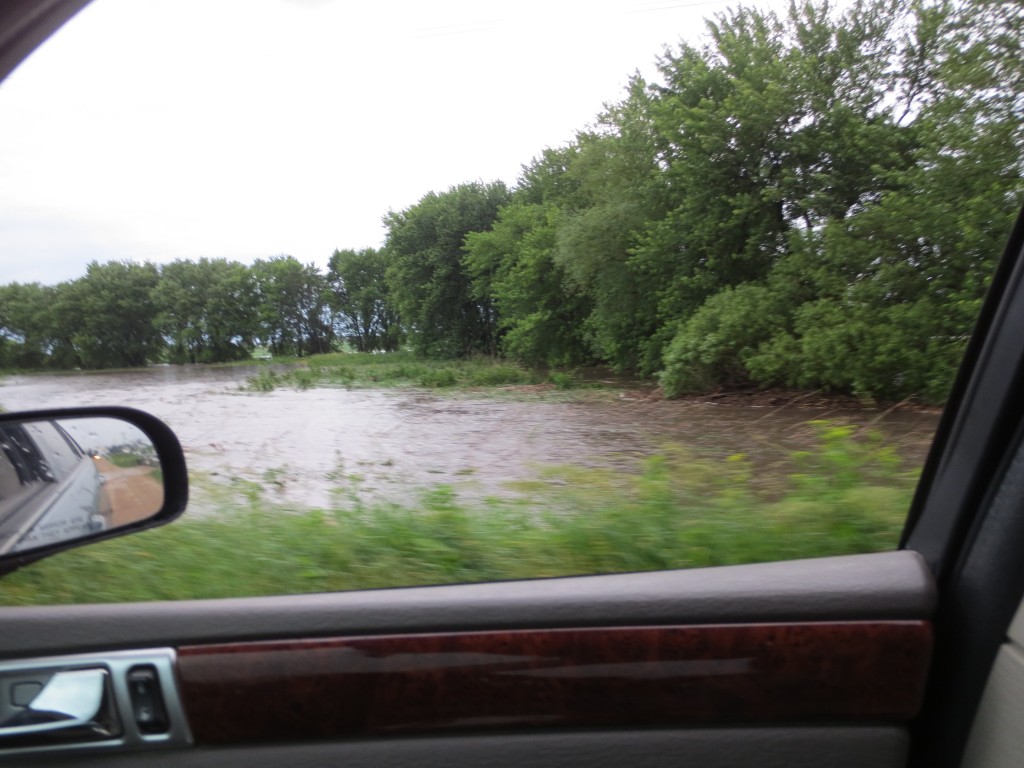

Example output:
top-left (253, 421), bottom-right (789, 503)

top-left (176, 621), bottom-right (931, 744)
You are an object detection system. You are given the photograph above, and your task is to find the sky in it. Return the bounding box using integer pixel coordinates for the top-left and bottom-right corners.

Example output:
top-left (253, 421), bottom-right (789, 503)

top-left (0, 0), bottom-right (792, 285)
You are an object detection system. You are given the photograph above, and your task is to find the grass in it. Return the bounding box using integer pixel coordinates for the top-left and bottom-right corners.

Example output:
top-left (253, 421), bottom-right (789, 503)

top-left (108, 452), bottom-right (144, 468)
top-left (0, 422), bottom-right (918, 605)
top-left (243, 351), bottom-right (543, 391)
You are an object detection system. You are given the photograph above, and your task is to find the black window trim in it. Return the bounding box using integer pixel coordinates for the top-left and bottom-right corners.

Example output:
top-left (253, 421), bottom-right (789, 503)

top-left (902, 204), bottom-right (1024, 767)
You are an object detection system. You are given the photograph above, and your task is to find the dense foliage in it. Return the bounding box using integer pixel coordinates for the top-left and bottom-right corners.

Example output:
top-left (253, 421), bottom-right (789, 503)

top-left (1, 0), bottom-right (1020, 402)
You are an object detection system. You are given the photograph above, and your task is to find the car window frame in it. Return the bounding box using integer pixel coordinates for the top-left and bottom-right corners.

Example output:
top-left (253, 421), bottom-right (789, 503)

top-left (0, 4), bottom-right (1022, 767)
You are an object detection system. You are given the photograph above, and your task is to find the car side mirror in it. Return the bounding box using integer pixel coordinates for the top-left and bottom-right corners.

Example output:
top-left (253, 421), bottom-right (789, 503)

top-left (0, 407), bottom-right (187, 576)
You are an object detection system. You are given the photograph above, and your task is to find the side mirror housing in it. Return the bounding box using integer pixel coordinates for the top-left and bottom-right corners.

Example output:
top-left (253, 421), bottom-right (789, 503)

top-left (0, 407), bottom-right (187, 576)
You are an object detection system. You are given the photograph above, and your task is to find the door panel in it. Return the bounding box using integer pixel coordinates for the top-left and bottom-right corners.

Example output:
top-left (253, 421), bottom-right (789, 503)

top-left (177, 622), bottom-right (930, 743)
top-left (20, 728), bottom-right (912, 768)
top-left (0, 550), bottom-right (934, 657)
top-left (0, 551), bottom-right (933, 765)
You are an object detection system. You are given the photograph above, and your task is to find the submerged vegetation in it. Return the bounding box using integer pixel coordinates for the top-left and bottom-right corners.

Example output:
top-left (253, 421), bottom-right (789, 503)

top-left (243, 352), bottom-right (557, 392)
top-left (0, 0), bottom-right (1019, 406)
top-left (0, 422), bottom-right (916, 605)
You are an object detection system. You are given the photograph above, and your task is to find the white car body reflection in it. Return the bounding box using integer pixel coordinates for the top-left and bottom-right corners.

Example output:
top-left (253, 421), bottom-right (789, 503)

top-left (0, 421), bottom-right (112, 555)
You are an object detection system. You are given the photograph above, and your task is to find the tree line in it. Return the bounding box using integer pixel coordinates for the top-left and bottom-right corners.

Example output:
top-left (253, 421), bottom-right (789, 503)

top-left (0, 252), bottom-right (399, 368)
top-left (1, 0), bottom-right (1021, 403)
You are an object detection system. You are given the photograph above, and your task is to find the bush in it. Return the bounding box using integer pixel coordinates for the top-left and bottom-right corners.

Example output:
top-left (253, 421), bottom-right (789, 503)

top-left (548, 371), bottom-right (576, 389)
top-left (659, 284), bottom-right (787, 396)
top-left (418, 368), bottom-right (459, 387)
top-left (747, 298), bottom-right (961, 403)
top-left (247, 370), bottom-right (277, 391)
top-left (466, 363), bottom-right (533, 386)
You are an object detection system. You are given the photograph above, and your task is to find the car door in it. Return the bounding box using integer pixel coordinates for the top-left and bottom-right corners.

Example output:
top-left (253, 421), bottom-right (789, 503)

top-left (0, 2), bottom-right (1022, 767)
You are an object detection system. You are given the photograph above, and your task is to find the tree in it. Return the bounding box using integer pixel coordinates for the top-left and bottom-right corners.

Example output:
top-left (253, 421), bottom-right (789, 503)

top-left (53, 261), bottom-right (162, 368)
top-left (326, 248), bottom-right (401, 352)
top-left (0, 282), bottom-right (60, 369)
top-left (552, 113), bottom-right (667, 373)
top-left (384, 181), bottom-right (511, 358)
top-left (153, 258), bottom-right (260, 364)
top-left (637, 0), bottom-right (912, 327)
top-left (464, 148), bottom-right (594, 368)
top-left (654, 0), bottom-right (1022, 402)
top-left (252, 256), bottom-right (332, 357)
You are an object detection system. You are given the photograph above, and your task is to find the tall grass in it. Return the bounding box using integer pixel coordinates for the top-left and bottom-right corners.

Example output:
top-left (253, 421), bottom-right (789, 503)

top-left (244, 352), bottom-right (538, 391)
top-left (0, 422), bottom-right (917, 605)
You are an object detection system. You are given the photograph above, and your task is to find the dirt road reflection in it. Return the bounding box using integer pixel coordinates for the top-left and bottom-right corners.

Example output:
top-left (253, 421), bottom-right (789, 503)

top-left (94, 458), bottom-right (163, 526)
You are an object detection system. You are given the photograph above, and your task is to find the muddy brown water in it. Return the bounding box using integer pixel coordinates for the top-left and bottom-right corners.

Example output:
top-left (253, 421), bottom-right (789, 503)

top-left (0, 366), bottom-right (941, 514)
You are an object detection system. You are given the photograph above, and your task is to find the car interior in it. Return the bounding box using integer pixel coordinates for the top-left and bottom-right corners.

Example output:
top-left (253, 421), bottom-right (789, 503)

top-left (1, 2), bottom-right (1023, 767)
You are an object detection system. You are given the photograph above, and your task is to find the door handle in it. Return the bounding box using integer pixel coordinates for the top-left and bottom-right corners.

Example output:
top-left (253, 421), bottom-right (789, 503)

top-left (0, 649), bottom-right (190, 755)
top-left (0, 668), bottom-right (119, 741)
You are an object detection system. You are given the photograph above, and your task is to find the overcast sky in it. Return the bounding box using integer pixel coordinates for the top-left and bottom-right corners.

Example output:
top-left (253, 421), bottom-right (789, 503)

top-left (0, 0), bottom-right (790, 285)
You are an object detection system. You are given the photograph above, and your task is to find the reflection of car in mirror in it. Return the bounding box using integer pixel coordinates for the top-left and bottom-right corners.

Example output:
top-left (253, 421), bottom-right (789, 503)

top-left (0, 420), bottom-right (112, 555)
top-left (0, 407), bottom-right (186, 574)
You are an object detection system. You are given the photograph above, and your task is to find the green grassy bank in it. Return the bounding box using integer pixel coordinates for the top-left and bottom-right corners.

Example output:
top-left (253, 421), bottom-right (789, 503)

top-left (244, 351), bottom-right (589, 392)
top-left (0, 423), bottom-right (917, 605)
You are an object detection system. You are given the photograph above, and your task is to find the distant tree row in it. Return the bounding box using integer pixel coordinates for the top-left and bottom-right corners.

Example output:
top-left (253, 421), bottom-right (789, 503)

top-left (1, 0), bottom-right (1021, 403)
top-left (0, 253), bottom-right (400, 369)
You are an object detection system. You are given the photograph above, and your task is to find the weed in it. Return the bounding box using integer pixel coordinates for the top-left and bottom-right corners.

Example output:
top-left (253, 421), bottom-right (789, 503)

top-left (466, 364), bottom-right (534, 387)
top-left (549, 371), bottom-right (575, 389)
top-left (108, 452), bottom-right (140, 468)
top-left (247, 370), bottom-right (278, 392)
top-left (418, 368), bottom-right (458, 387)
top-left (292, 369), bottom-right (316, 390)
top-left (241, 352), bottom-right (563, 391)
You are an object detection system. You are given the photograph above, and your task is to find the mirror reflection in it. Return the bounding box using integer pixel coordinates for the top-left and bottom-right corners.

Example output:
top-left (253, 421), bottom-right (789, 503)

top-left (0, 417), bottom-right (164, 555)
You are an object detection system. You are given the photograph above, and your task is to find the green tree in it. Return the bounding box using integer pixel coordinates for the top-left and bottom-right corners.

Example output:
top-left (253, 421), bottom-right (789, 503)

top-left (639, 0), bottom-right (912, 326)
top-left (0, 282), bottom-right (61, 369)
top-left (656, 0), bottom-right (1022, 403)
top-left (153, 258), bottom-right (259, 364)
top-left (761, 0), bottom-right (1019, 401)
top-left (53, 261), bottom-right (162, 368)
top-left (658, 284), bottom-right (789, 394)
top-left (464, 148), bottom-right (593, 368)
top-left (384, 181), bottom-right (511, 358)
top-left (252, 256), bottom-right (332, 357)
top-left (550, 85), bottom-right (672, 374)
top-left (326, 248), bottom-right (401, 352)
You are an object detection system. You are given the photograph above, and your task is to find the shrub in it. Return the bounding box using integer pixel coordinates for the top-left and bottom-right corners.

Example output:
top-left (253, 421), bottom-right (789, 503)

top-left (247, 370), bottom-right (277, 391)
top-left (659, 284), bottom-right (787, 396)
top-left (418, 367), bottom-right (459, 387)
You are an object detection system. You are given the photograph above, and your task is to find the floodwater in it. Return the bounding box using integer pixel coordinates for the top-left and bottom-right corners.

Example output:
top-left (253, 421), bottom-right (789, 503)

top-left (0, 366), bottom-right (941, 514)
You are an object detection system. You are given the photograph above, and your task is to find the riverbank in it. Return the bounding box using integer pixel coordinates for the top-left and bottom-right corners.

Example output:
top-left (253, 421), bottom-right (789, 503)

top-left (233, 352), bottom-right (944, 415)
top-left (244, 352), bottom-right (548, 392)
top-left (4, 351), bottom-right (946, 414)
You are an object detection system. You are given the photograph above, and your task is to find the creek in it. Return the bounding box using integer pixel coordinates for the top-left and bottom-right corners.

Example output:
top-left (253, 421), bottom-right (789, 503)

top-left (0, 366), bottom-right (940, 514)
